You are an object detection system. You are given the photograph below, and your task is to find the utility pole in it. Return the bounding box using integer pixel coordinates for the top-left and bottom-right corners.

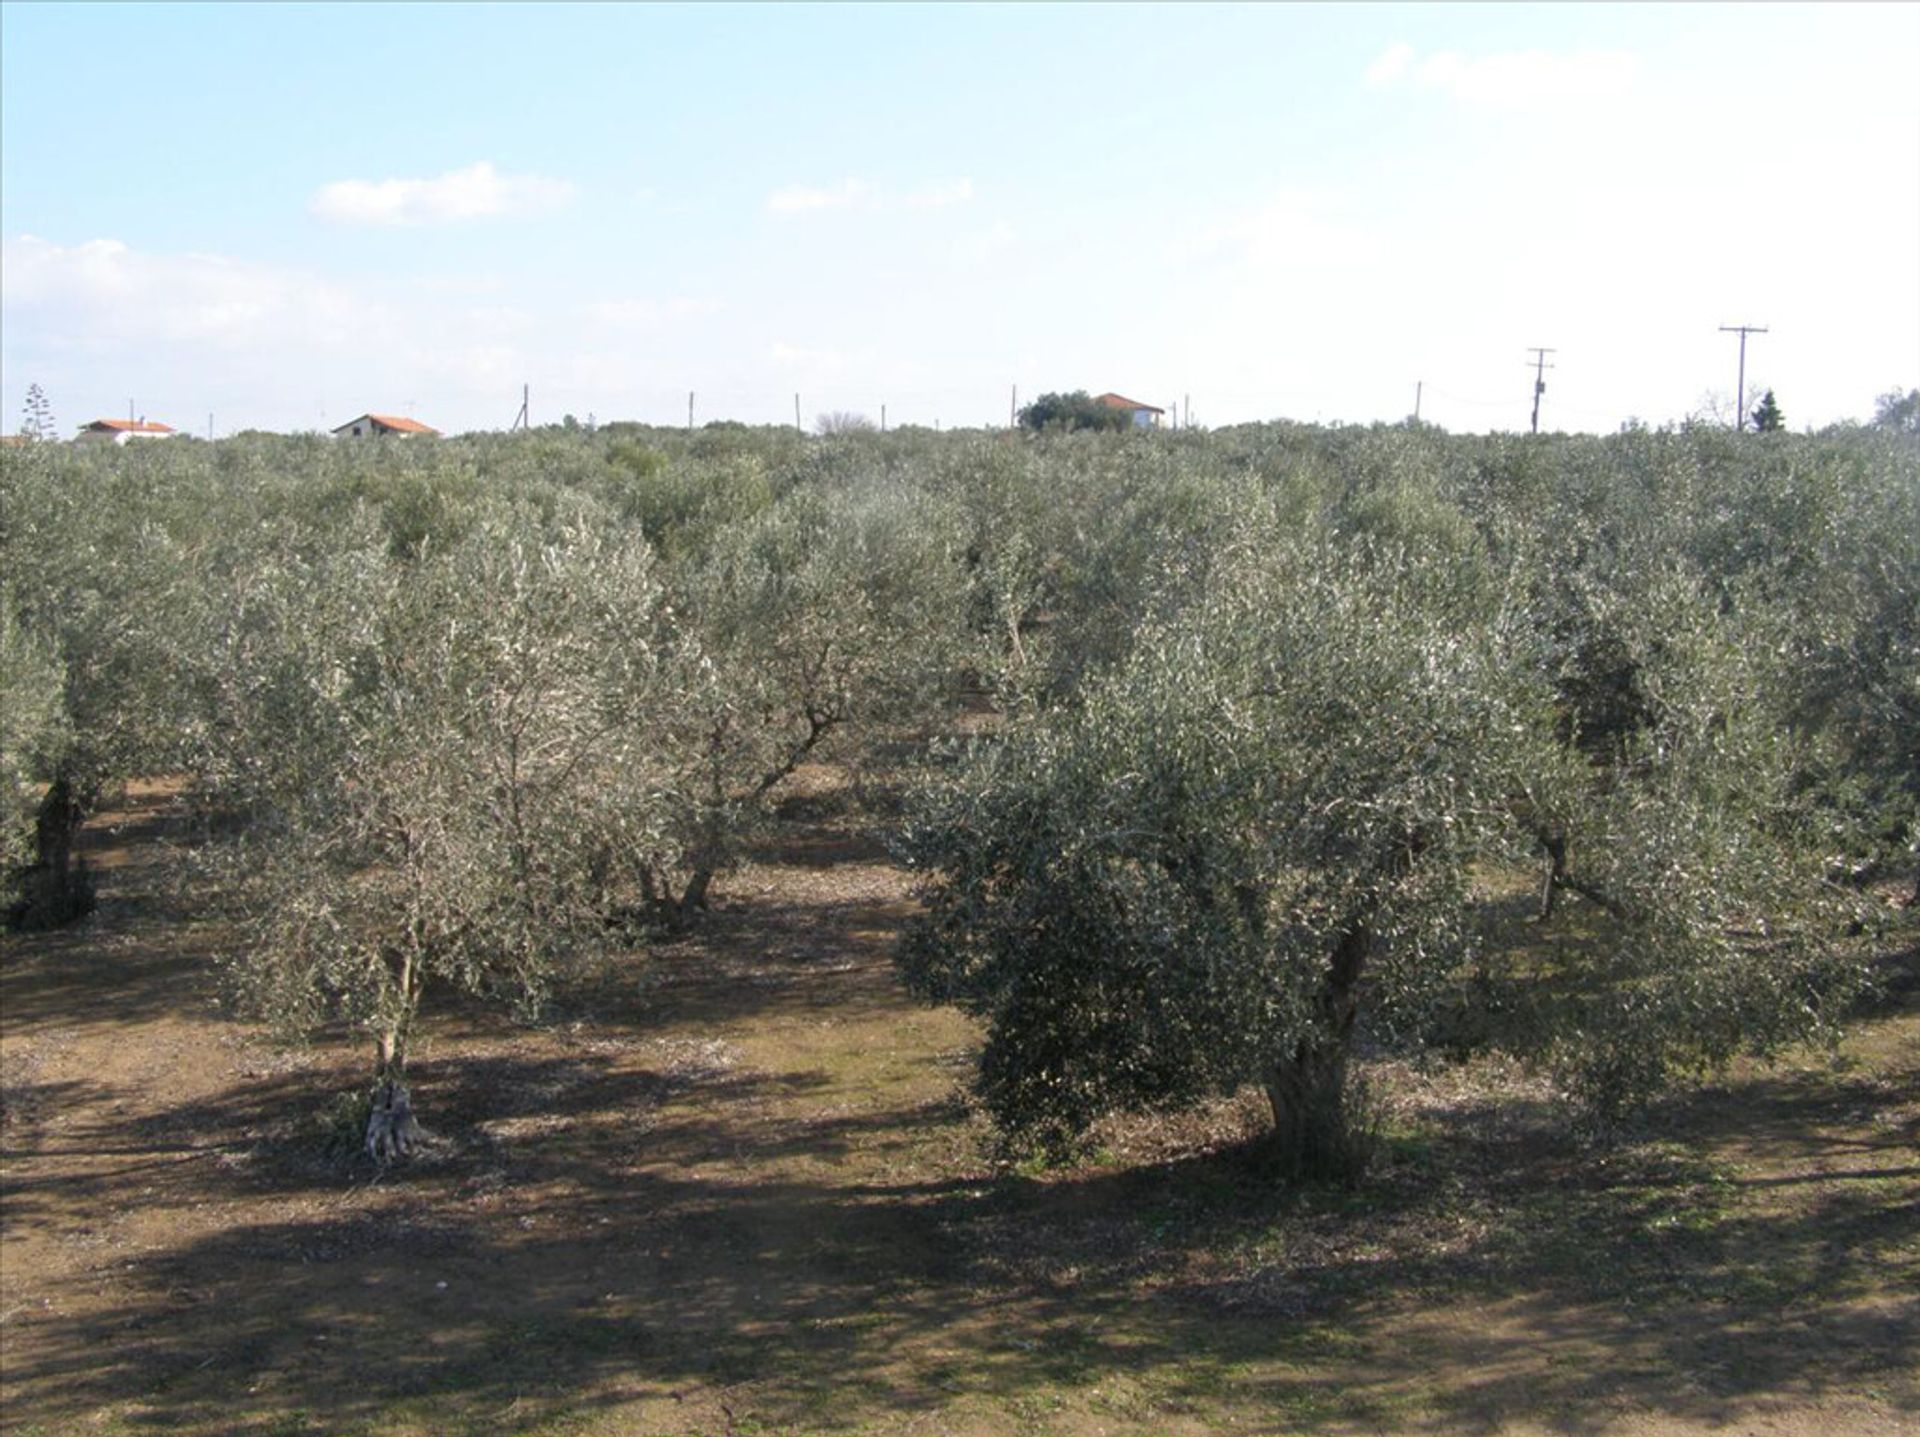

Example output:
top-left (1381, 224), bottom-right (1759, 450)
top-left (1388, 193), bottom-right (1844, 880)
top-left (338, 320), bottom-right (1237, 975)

top-left (1414, 381), bottom-right (1424, 422)
top-left (880, 404), bottom-right (887, 433)
top-left (1719, 324), bottom-right (1769, 430)
top-left (511, 383), bottom-right (529, 431)
top-left (795, 393), bottom-right (802, 432)
top-left (687, 391), bottom-right (695, 432)
top-left (1010, 384), bottom-right (1017, 428)
top-left (208, 413), bottom-right (214, 442)
top-left (1185, 393), bottom-right (1191, 430)
top-left (1527, 348), bottom-right (1556, 434)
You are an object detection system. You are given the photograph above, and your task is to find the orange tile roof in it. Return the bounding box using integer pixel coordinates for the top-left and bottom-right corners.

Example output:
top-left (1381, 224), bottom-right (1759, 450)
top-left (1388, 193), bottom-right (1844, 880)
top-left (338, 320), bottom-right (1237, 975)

top-left (1095, 393), bottom-right (1164, 413)
top-left (364, 413), bottom-right (438, 434)
top-left (85, 418), bottom-right (176, 434)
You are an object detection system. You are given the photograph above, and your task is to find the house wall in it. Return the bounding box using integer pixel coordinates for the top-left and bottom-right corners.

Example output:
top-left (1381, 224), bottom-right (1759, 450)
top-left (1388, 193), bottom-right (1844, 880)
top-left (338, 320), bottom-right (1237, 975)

top-left (76, 427), bottom-right (170, 445)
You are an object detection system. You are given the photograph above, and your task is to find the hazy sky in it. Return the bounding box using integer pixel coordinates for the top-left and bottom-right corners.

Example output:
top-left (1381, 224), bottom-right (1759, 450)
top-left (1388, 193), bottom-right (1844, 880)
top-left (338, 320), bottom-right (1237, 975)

top-left (3, 2), bottom-right (1916, 436)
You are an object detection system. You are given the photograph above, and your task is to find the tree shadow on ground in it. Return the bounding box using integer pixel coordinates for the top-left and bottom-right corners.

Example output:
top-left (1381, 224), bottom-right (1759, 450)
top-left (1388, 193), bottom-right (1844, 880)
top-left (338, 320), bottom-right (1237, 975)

top-left (6, 796), bottom-right (1915, 1433)
top-left (4, 1043), bottom-right (1915, 1436)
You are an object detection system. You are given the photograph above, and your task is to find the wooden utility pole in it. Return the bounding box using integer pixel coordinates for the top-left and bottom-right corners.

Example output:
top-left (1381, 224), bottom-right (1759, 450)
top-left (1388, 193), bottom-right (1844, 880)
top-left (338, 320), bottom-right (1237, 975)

top-left (1527, 348), bottom-right (1556, 434)
top-left (1719, 324), bottom-right (1769, 430)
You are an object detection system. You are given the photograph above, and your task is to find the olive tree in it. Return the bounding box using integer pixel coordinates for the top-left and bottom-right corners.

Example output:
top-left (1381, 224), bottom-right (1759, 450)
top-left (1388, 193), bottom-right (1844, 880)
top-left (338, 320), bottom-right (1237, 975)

top-left (0, 443), bottom-right (217, 927)
top-left (899, 528), bottom-right (1549, 1171)
top-left (0, 590), bottom-right (66, 918)
top-left (221, 516), bottom-right (683, 1158)
top-left (648, 480), bottom-right (974, 923)
top-left (897, 523), bottom-right (1869, 1174)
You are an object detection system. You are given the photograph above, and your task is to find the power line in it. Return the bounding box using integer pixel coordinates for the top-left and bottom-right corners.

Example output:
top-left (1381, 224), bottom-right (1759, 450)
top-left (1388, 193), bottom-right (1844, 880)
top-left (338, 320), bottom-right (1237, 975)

top-left (1527, 348), bottom-right (1556, 434)
top-left (1718, 324), bottom-right (1769, 430)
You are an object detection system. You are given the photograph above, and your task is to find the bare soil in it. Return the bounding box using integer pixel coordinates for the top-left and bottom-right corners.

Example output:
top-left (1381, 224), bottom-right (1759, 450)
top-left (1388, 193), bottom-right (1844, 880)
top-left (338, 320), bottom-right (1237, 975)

top-left (3, 776), bottom-right (1915, 1436)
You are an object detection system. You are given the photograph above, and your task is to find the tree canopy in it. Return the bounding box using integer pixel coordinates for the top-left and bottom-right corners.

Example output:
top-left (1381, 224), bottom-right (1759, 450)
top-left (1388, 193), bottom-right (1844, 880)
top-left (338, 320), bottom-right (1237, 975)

top-left (1016, 391), bottom-right (1133, 434)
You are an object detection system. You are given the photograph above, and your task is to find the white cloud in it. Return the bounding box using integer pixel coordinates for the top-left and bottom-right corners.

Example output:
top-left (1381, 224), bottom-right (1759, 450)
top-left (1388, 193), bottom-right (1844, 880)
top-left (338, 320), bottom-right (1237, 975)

top-left (309, 161), bottom-right (575, 227)
top-left (768, 342), bottom-right (844, 370)
top-left (766, 179), bottom-right (875, 215)
top-left (3, 233), bottom-right (371, 349)
top-left (766, 177), bottom-right (975, 216)
top-left (1365, 44), bottom-right (1637, 107)
top-left (951, 220), bottom-right (1016, 263)
top-left (904, 178), bottom-right (975, 210)
top-left (585, 295), bottom-right (725, 328)
top-left (1178, 190), bottom-right (1379, 271)
top-left (1365, 43), bottom-right (1416, 89)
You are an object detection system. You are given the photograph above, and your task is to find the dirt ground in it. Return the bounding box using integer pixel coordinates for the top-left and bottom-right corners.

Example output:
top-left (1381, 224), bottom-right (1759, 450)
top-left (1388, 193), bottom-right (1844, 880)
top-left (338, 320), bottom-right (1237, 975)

top-left (2, 777), bottom-right (1915, 1436)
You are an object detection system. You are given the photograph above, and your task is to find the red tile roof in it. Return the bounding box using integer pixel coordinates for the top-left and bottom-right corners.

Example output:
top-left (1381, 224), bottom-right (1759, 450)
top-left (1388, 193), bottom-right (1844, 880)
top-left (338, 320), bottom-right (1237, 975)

top-left (84, 418), bottom-right (176, 434)
top-left (334, 413), bottom-right (440, 436)
top-left (1095, 393), bottom-right (1164, 413)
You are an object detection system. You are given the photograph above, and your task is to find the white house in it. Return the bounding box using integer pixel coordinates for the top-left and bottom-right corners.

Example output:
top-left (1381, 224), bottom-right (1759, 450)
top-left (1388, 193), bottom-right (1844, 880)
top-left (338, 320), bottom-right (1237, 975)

top-left (332, 413), bottom-right (440, 438)
top-left (1095, 393), bottom-right (1166, 430)
top-left (76, 418), bottom-right (176, 445)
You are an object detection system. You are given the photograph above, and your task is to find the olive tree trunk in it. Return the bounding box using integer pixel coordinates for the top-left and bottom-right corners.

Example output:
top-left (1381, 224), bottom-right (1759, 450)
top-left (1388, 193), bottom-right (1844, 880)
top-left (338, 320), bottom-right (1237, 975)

top-left (7, 773), bottom-right (95, 932)
top-left (364, 949), bottom-right (423, 1164)
top-left (1264, 918), bottom-right (1372, 1180)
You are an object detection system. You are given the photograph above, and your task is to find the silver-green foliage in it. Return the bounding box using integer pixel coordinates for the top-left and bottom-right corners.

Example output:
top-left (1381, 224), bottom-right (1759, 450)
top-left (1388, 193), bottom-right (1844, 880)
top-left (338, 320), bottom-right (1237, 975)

top-left (219, 515), bottom-right (683, 1104)
top-left (898, 506), bottom-right (1870, 1165)
top-left (653, 480), bottom-right (973, 914)
top-left (0, 590), bottom-right (66, 903)
top-left (900, 522), bottom-right (1550, 1163)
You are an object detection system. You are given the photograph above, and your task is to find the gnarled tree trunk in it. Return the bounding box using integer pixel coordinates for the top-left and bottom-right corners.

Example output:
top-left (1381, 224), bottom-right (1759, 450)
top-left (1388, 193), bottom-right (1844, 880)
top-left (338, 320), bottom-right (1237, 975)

top-left (7, 772), bottom-right (95, 932)
top-left (364, 952), bottom-right (423, 1164)
top-left (1264, 918), bottom-right (1372, 1180)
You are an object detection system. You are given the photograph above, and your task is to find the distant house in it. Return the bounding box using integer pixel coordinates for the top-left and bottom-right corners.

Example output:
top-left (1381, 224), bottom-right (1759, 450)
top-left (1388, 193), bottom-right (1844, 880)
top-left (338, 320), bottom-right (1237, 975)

top-left (332, 413), bottom-right (440, 438)
top-left (1095, 393), bottom-right (1166, 430)
top-left (76, 418), bottom-right (176, 445)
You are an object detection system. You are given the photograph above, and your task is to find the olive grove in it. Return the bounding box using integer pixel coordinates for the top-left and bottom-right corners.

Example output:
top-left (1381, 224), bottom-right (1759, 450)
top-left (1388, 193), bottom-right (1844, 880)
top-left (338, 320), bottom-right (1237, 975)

top-left (1, 413), bottom-right (1912, 1172)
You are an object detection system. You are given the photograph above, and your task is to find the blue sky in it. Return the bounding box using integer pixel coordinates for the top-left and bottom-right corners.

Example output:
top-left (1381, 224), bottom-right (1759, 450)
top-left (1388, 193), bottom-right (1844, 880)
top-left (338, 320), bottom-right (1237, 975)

top-left (3, 2), bottom-right (1916, 435)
